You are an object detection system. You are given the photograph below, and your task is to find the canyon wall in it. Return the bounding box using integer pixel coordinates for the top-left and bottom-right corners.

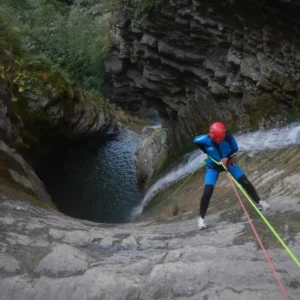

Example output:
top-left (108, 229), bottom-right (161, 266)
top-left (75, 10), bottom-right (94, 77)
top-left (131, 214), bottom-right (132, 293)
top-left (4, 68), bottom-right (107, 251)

top-left (106, 0), bottom-right (300, 150)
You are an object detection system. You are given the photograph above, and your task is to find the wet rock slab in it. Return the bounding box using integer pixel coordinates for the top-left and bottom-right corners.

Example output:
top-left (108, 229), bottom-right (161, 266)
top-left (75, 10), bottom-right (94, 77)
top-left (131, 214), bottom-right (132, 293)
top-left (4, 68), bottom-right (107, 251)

top-left (0, 195), bottom-right (299, 300)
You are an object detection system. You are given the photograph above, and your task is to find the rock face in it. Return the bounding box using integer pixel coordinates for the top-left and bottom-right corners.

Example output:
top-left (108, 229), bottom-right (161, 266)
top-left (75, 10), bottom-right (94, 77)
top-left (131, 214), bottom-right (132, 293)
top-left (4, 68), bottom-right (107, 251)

top-left (135, 125), bottom-right (168, 188)
top-left (0, 88), bottom-right (19, 143)
top-left (0, 159), bottom-right (300, 300)
top-left (105, 0), bottom-right (300, 149)
top-left (1, 126), bottom-right (300, 299)
top-left (0, 80), bottom-right (120, 149)
top-left (0, 141), bottom-right (52, 206)
top-left (0, 72), bottom-right (120, 207)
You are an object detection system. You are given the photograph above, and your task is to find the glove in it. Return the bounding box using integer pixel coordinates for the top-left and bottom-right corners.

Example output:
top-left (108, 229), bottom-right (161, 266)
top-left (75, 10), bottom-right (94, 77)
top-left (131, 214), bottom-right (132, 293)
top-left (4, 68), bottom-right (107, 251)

top-left (221, 157), bottom-right (228, 166)
top-left (221, 157), bottom-right (235, 166)
top-left (228, 158), bottom-right (235, 165)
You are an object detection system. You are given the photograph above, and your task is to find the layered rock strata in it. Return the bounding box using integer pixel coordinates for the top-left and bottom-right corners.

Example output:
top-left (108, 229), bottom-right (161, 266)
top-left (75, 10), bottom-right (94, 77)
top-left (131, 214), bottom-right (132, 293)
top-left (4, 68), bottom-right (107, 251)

top-left (106, 0), bottom-right (300, 149)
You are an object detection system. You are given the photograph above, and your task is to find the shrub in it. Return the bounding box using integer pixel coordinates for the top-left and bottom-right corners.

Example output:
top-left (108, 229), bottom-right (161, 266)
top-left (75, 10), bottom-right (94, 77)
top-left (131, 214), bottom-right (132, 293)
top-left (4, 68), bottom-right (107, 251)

top-left (1, 0), bottom-right (112, 95)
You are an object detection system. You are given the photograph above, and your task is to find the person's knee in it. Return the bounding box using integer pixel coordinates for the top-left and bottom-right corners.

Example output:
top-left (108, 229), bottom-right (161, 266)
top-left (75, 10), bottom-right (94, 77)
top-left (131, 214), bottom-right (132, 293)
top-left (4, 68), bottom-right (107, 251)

top-left (237, 174), bottom-right (248, 185)
top-left (202, 184), bottom-right (214, 200)
top-left (237, 175), bottom-right (260, 202)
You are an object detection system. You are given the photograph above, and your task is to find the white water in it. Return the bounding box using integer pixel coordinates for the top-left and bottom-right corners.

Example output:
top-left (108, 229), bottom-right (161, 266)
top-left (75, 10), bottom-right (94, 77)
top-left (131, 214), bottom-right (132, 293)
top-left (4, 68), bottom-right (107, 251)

top-left (131, 122), bottom-right (300, 219)
top-left (142, 125), bottom-right (161, 134)
top-left (236, 122), bottom-right (300, 151)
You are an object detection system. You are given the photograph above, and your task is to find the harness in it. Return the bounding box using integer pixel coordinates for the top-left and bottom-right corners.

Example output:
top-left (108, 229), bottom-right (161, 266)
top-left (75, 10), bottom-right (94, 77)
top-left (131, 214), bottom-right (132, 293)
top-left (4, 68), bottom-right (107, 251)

top-left (207, 134), bottom-right (235, 171)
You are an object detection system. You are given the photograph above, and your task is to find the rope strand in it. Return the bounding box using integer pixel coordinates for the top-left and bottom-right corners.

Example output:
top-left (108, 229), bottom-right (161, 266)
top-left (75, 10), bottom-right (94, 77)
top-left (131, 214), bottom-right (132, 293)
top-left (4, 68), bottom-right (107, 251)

top-left (226, 172), bottom-right (290, 300)
top-left (209, 156), bottom-right (300, 270)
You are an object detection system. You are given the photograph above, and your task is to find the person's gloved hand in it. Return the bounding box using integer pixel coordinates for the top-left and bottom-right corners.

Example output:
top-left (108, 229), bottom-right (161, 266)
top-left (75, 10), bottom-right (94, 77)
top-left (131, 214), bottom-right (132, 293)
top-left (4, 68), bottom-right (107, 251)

top-left (221, 157), bottom-right (228, 166)
top-left (227, 158), bottom-right (235, 165)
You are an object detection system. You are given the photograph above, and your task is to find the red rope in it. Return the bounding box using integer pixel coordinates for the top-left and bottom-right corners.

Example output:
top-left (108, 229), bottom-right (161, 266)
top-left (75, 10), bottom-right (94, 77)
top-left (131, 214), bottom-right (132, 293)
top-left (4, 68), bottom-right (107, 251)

top-left (226, 172), bottom-right (289, 300)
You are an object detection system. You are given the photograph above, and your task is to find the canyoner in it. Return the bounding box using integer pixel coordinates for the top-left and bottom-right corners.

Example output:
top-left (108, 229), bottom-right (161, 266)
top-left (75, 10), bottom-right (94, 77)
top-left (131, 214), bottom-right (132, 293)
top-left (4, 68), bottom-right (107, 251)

top-left (209, 156), bottom-right (300, 268)
top-left (208, 156), bottom-right (300, 300)
top-left (193, 122), bottom-right (270, 230)
top-left (193, 123), bottom-right (300, 299)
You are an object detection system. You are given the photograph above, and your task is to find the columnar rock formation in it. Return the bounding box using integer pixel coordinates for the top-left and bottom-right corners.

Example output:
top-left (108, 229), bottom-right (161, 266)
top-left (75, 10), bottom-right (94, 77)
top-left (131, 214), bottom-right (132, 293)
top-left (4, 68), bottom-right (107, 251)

top-left (106, 0), bottom-right (300, 148)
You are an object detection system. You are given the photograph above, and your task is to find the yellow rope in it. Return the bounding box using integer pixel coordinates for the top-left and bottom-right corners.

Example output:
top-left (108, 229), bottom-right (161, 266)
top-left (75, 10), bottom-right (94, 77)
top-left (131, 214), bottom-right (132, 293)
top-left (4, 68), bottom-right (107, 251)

top-left (209, 156), bottom-right (300, 270)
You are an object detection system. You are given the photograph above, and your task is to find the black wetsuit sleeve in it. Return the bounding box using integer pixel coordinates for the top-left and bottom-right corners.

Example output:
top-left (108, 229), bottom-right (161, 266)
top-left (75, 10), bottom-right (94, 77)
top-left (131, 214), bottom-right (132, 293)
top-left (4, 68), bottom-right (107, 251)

top-left (197, 144), bottom-right (207, 154)
top-left (225, 134), bottom-right (239, 159)
top-left (194, 135), bottom-right (208, 154)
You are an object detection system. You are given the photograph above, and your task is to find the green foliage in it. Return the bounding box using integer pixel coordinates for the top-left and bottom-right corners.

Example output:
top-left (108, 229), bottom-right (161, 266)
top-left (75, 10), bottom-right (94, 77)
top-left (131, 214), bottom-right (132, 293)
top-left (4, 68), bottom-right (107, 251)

top-left (22, 53), bottom-right (71, 81)
top-left (1, 0), bottom-right (162, 94)
top-left (132, 0), bottom-right (163, 18)
top-left (0, 16), bottom-right (28, 99)
top-left (2, 0), bottom-right (112, 94)
top-left (0, 19), bottom-right (21, 59)
top-left (22, 54), bottom-right (56, 72)
top-left (0, 12), bottom-right (67, 104)
top-left (0, 12), bottom-right (22, 77)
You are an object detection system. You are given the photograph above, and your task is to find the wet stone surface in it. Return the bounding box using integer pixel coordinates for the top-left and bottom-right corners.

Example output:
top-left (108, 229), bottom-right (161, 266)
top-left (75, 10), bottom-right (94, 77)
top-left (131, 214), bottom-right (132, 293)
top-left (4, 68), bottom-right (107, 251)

top-left (0, 191), bottom-right (300, 299)
top-left (1, 147), bottom-right (300, 299)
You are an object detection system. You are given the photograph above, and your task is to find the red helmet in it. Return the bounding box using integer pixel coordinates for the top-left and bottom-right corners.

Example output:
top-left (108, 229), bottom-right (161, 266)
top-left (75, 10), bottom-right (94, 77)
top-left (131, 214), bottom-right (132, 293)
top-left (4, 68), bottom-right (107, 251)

top-left (209, 122), bottom-right (226, 143)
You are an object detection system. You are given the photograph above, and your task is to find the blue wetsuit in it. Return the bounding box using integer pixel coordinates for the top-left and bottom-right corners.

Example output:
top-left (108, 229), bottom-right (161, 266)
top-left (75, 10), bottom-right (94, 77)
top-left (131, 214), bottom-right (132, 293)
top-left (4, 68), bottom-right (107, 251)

top-left (193, 133), bottom-right (243, 185)
top-left (193, 133), bottom-right (260, 219)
